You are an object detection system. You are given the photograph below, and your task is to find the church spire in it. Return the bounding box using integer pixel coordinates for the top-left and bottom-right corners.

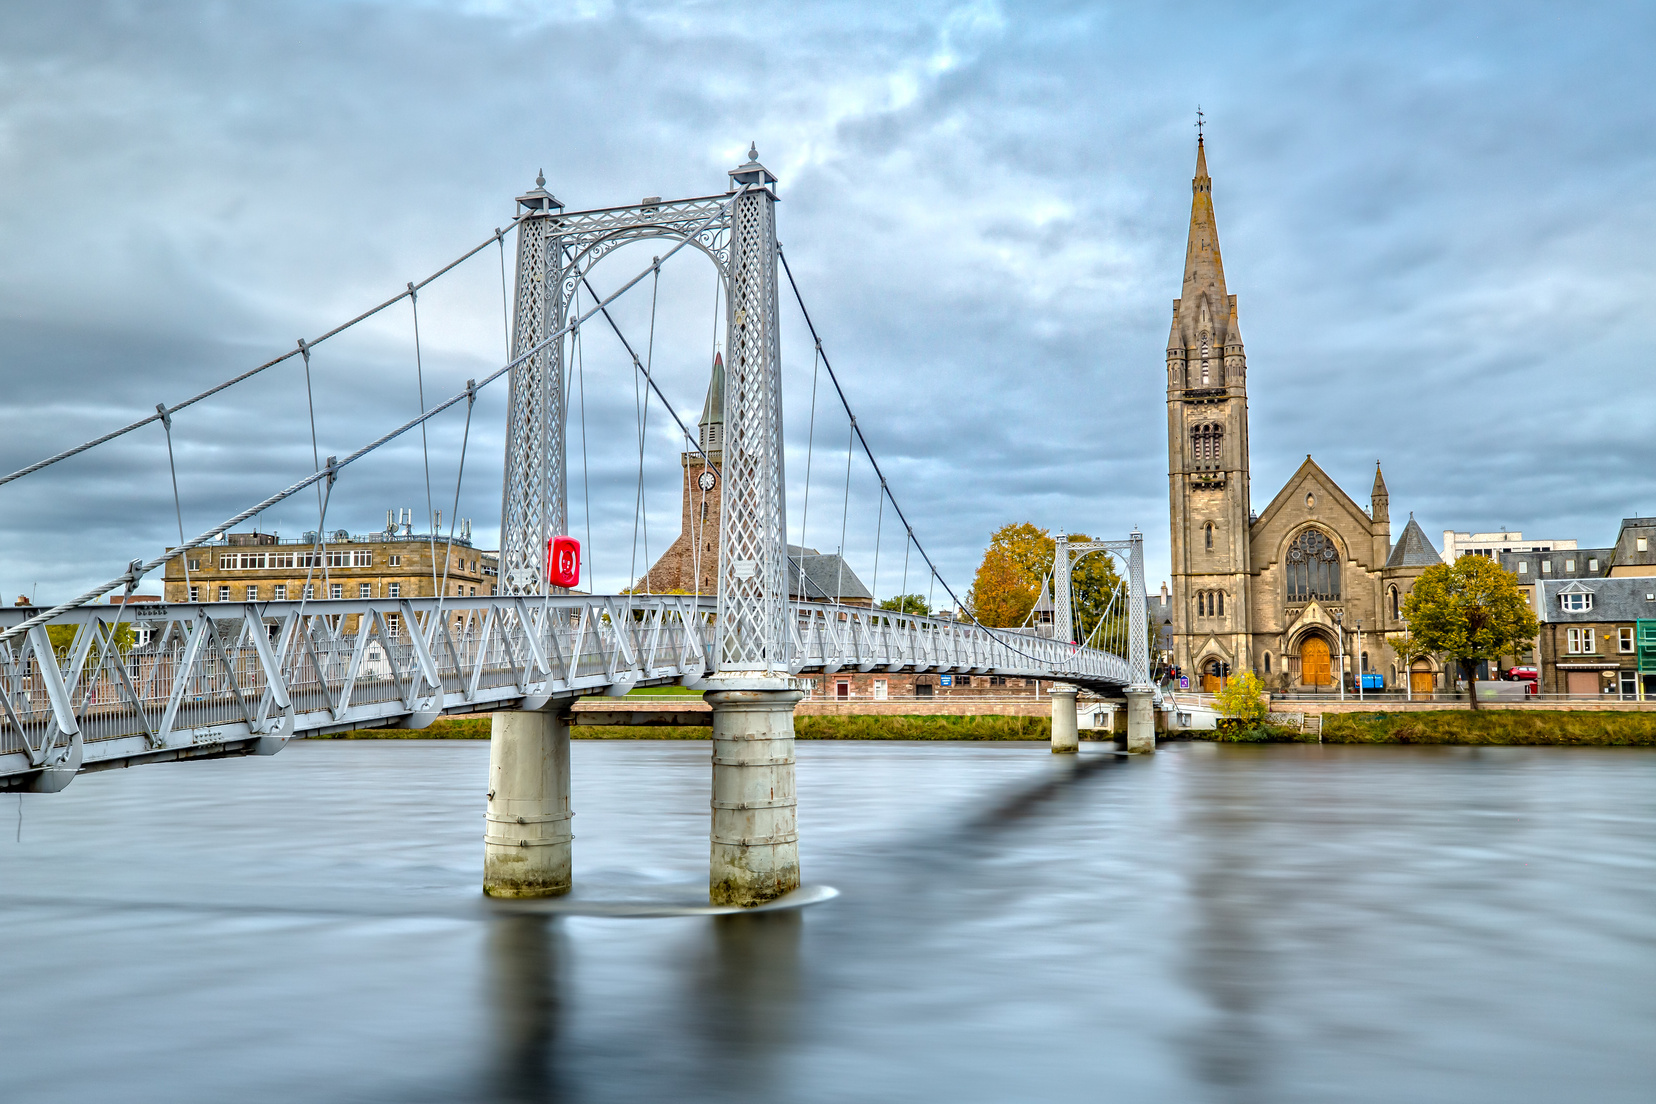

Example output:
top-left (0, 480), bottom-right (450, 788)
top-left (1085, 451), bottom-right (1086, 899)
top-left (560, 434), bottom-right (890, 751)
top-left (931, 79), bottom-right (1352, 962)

top-left (1370, 462), bottom-right (1390, 524)
top-left (1178, 135), bottom-right (1231, 348)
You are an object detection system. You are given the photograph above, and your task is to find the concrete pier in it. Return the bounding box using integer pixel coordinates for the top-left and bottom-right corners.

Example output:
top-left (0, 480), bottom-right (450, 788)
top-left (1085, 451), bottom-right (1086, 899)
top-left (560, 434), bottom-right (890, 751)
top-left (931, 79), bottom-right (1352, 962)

top-left (1125, 688), bottom-right (1156, 754)
top-left (706, 683), bottom-right (806, 907)
top-left (1049, 684), bottom-right (1079, 754)
top-left (483, 708), bottom-right (573, 898)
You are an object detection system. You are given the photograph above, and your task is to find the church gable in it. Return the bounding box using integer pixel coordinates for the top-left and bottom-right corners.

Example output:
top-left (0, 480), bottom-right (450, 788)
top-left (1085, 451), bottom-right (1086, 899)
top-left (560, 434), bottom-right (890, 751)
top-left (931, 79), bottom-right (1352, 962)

top-left (1249, 457), bottom-right (1380, 570)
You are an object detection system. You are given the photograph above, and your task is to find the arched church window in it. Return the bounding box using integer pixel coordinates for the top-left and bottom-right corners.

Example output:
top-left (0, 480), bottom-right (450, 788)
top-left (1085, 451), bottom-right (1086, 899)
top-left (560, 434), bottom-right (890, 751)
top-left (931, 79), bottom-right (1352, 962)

top-left (1286, 528), bottom-right (1341, 601)
top-left (1204, 523), bottom-right (1214, 550)
top-left (1264, 652), bottom-right (1272, 673)
top-left (1389, 585), bottom-right (1400, 620)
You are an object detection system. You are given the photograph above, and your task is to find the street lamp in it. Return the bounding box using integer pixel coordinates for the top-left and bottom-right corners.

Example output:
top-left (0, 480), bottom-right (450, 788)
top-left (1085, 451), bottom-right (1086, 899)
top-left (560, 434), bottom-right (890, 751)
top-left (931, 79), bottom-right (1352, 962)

top-left (1356, 618), bottom-right (1364, 702)
top-left (1333, 609), bottom-right (1345, 702)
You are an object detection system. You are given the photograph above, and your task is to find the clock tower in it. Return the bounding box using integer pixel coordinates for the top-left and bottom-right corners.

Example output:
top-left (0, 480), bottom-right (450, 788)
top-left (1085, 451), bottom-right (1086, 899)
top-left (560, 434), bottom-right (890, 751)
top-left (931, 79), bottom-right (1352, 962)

top-left (1167, 136), bottom-right (1253, 685)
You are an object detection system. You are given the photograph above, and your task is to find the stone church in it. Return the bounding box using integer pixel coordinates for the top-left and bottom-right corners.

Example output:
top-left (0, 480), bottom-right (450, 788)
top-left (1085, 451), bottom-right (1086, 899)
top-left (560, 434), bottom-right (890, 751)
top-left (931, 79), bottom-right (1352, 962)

top-left (1165, 138), bottom-right (1443, 693)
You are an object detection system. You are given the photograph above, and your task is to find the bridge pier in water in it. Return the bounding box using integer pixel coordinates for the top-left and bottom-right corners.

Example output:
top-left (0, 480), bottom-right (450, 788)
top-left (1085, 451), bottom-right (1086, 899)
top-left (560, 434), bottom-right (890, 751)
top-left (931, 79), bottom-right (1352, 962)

top-left (706, 683), bottom-right (805, 906)
top-left (1049, 685), bottom-right (1079, 754)
top-left (483, 709), bottom-right (574, 898)
top-left (1125, 688), bottom-right (1156, 753)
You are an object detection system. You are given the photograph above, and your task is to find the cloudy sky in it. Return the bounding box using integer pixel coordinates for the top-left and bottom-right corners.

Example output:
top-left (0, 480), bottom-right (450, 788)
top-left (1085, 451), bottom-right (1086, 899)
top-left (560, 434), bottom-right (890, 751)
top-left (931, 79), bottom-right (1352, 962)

top-left (1, 0), bottom-right (1652, 606)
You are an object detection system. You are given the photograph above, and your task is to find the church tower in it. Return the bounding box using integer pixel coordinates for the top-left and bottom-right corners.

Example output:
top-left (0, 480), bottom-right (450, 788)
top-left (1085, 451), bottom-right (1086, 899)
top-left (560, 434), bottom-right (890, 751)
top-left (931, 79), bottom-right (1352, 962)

top-left (1167, 135), bottom-right (1253, 683)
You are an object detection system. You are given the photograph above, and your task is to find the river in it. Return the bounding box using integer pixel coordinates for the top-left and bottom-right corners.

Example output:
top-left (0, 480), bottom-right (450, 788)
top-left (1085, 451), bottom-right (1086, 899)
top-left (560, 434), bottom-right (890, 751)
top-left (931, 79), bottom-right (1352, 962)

top-left (2, 739), bottom-right (1652, 1103)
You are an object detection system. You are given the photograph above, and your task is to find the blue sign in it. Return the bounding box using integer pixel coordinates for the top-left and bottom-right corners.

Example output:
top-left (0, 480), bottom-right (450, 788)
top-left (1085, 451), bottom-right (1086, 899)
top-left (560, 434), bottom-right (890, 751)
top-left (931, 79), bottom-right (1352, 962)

top-left (1178, 676), bottom-right (1190, 690)
top-left (939, 675), bottom-right (953, 687)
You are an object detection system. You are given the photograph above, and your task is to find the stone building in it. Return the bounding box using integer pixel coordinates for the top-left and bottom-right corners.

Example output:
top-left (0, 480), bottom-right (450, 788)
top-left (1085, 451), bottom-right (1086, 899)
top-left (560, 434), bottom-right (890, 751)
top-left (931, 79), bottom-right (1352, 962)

top-left (1165, 138), bottom-right (1442, 693)
top-left (163, 514), bottom-right (498, 615)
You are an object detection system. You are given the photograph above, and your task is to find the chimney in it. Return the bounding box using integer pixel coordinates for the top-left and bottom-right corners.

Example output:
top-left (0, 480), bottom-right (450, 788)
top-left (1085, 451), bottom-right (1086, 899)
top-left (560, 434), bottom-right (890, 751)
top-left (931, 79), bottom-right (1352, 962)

top-left (1160, 581), bottom-right (1170, 605)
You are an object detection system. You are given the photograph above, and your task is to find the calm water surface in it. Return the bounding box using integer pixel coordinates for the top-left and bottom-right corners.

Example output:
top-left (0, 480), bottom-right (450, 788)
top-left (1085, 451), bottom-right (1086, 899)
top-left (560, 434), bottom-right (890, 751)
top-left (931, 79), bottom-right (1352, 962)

top-left (1, 739), bottom-right (1652, 1103)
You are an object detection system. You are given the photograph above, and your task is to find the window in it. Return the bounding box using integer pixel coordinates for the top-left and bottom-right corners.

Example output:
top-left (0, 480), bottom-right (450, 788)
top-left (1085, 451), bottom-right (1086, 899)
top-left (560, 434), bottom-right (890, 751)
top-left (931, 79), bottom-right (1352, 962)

top-left (1389, 585), bottom-right (1401, 618)
top-left (389, 583), bottom-right (401, 598)
top-left (957, 675), bottom-right (972, 687)
top-left (1560, 590), bottom-right (1593, 612)
top-left (354, 551), bottom-right (372, 567)
top-left (1264, 652), bottom-right (1272, 673)
top-left (1619, 627), bottom-right (1635, 653)
top-left (303, 584), bottom-right (316, 600)
top-left (470, 587), bottom-right (477, 597)
top-left (1639, 538), bottom-right (1650, 553)
top-left (1566, 559), bottom-right (1576, 572)
top-left (873, 679), bottom-right (888, 700)
top-left (1205, 523), bottom-right (1214, 550)
top-left (1197, 591), bottom-right (1225, 617)
top-left (187, 559), bottom-right (200, 572)
top-left (358, 583), bottom-right (371, 599)
top-left (989, 675), bottom-right (1006, 686)
top-left (189, 586), bottom-right (200, 602)
top-left (1589, 558), bottom-right (1599, 572)
top-left (330, 583), bottom-right (343, 599)
top-left (217, 586), bottom-right (230, 602)
top-left (1542, 560), bottom-right (1552, 573)
top-left (246, 585), bottom-right (258, 601)
top-left (1190, 423), bottom-right (1224, 463)
top-left (273, 584), bottom-right (287, 600)
top-left (1517, 562), bottom-right (1527, 574)
top-left (1286, 528), bottom-right (1341, 600)
top-left (386, 613), bottom-right (400, 636)
top-left (1567, 628), bottom-right (1596, 654)
top-left (1361, 651), bottom-right (1370, 673)
top-left (389, 555), bottom-right (401, 567)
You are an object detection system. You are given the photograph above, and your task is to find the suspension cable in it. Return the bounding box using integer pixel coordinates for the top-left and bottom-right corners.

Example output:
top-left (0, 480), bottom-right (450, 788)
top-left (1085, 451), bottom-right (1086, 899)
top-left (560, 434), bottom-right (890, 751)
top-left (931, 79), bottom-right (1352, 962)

top-left (157, 403), bottom-right (190, 597)
top-left (799, 338), bottom-right (821, 550)
top-left (835, 419), bottom-right (853, 604)
top-left (0, 219), bottom-right (721, 646)
top-left (0, 227), bottom-right (512, 490)
top-left (777, 245), bottom-right (1073, 662)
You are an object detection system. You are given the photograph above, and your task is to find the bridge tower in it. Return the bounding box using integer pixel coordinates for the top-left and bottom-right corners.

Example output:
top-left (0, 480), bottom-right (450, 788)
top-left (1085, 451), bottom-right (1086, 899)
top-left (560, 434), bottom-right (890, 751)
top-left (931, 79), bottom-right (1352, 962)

top-left (1167, 134), bottom-right (1252, 688)
top-left (705, 148), bottom-right (803, 907)
top-left (485, 148), bottom-right (801, 907)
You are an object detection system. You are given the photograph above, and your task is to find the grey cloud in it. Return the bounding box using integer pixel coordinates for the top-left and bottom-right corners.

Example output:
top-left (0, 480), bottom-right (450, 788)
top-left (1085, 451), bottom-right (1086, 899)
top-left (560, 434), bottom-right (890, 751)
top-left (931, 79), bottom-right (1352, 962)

top-left (0, 0), bottom-right (1651, 605)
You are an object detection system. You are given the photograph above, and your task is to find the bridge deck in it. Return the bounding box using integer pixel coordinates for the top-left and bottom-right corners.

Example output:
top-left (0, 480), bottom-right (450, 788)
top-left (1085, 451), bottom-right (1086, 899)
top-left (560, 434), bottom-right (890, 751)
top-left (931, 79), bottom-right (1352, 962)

top-left (0, 595), bottom-right (1146, 789)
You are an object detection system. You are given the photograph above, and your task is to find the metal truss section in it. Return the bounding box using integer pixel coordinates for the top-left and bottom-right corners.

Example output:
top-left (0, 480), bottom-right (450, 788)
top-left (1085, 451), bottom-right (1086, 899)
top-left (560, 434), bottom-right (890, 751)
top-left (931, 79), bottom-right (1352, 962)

top-left (0, 591), bottom-right (1153, 790)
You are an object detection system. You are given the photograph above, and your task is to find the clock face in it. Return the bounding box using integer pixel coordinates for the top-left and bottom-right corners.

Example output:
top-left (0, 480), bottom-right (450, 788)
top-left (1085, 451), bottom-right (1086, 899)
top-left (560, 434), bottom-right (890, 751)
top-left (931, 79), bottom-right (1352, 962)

top-left (697, 470), bottom-right (717, 492)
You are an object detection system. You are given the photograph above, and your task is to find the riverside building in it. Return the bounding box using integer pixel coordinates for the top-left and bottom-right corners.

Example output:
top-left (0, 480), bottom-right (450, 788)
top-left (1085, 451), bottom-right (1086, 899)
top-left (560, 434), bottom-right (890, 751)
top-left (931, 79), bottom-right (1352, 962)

top-left (162, 511), bottom-right (498, 607)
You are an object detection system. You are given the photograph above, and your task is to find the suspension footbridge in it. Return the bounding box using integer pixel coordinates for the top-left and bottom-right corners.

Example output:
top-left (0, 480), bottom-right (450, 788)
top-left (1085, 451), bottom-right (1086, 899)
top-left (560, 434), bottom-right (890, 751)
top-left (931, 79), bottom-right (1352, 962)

top-left (0, 147), bottom-right (1158, 905)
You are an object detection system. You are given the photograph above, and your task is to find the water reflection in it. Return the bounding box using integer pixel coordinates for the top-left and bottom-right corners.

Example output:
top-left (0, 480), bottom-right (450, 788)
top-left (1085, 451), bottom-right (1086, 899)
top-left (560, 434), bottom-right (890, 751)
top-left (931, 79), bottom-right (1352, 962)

top-left (487, 915), bottom-right (568, 1103)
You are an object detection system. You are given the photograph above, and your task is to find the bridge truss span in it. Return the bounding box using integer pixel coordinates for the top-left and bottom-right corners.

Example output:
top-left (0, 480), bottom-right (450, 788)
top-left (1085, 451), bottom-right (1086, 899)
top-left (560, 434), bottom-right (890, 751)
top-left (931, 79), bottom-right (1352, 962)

top-left (0, 595), bottom-right (1145, 791)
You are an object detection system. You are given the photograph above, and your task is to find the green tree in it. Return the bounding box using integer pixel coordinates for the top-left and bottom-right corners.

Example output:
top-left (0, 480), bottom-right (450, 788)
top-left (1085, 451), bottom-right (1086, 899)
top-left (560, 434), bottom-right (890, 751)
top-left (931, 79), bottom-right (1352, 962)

top-left (1400, 556), bottom-right (1538, 710)
top-left (45, 621), bottom-right (136, 670)
top-left (1215, 669), bottom-right (1268, 728)
top-left (878, 594), bottom-right (931, 615)
top-left (968, 522), bottom-right (1124, 642)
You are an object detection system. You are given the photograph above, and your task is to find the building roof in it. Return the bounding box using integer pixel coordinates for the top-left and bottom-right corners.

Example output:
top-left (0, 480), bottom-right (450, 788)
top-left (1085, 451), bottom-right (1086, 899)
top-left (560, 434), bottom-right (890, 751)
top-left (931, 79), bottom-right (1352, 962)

top-left (786, 545), bottom-right (871, 602)
top-left (1385, 514), bottom-right (1441, 568)
top-left (1611, 516), bottom-right (1656, 571)
top-left (1536, 576), bottom-right (1656, 622)
top-left (1500, 547), bottom-right (1612, 579)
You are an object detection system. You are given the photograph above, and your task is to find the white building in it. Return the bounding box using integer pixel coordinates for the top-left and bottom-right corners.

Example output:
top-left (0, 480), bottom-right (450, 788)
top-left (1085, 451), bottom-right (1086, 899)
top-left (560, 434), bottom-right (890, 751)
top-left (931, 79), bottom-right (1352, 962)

top-left (1441, 529), bottom-right (1577, 561)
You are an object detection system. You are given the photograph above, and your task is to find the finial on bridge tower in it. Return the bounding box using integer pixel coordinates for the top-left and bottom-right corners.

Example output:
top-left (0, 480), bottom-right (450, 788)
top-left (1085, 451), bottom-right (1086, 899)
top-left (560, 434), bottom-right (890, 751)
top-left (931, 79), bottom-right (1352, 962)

top-left (729, 141), bottom-right (778, 188)
top-left (516, 169), bottom-right (562, 214)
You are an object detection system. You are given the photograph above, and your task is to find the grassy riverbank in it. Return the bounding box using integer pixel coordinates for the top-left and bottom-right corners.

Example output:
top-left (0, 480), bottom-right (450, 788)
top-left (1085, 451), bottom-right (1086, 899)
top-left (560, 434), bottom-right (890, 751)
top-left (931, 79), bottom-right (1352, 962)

top-left (1316, 710), bottom-right (1656, 746)
top-left (316, 714), bottom-right (1056, 741)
